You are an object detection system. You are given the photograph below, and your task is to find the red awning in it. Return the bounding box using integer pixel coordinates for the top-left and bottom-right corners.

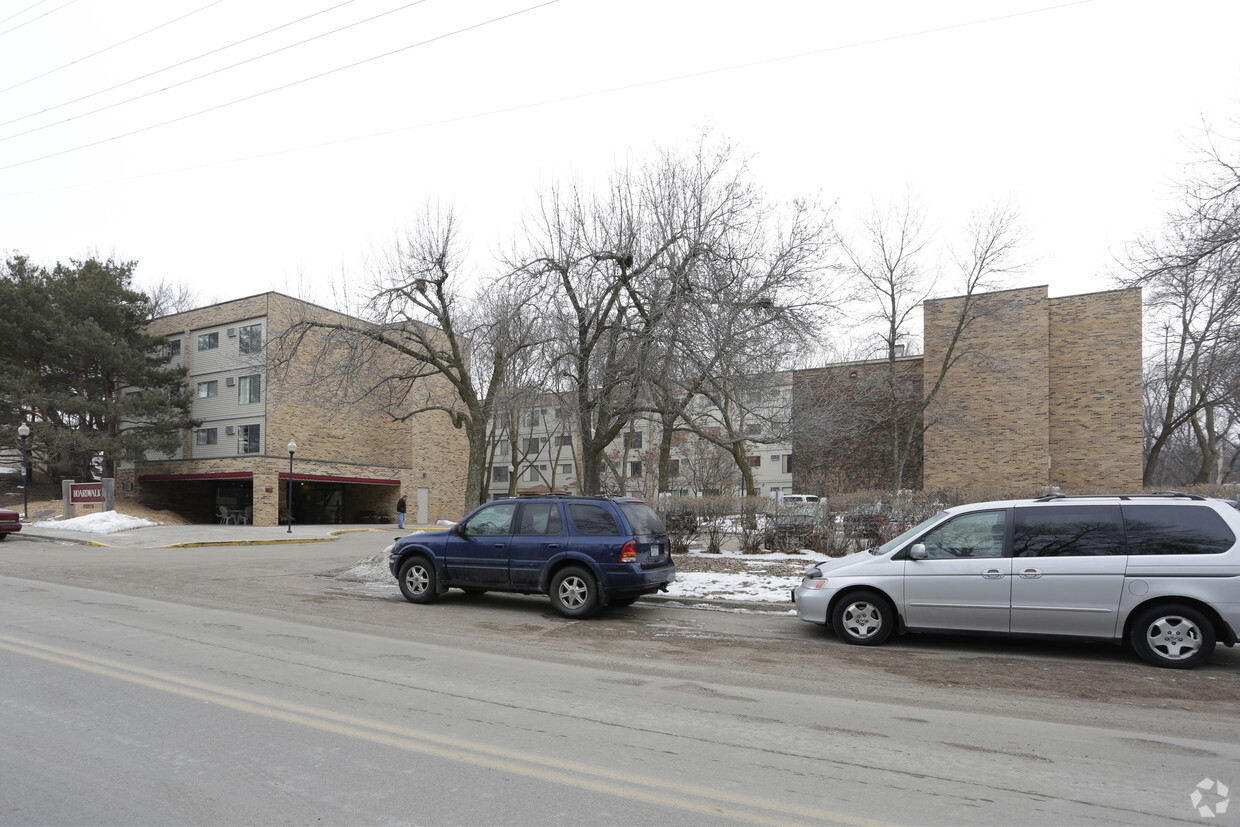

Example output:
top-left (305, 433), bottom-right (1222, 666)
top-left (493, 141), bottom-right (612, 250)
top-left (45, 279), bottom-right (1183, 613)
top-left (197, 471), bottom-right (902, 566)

top-left (139, 471), bottom-right (253, 482)
top-left (278, 472), bottom-right (400, 486)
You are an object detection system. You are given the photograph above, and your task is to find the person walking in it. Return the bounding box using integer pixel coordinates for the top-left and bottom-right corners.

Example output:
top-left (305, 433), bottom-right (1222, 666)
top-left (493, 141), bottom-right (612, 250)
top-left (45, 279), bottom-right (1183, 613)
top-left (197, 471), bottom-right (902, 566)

top-left (396, 494), bottom-right (408, 529)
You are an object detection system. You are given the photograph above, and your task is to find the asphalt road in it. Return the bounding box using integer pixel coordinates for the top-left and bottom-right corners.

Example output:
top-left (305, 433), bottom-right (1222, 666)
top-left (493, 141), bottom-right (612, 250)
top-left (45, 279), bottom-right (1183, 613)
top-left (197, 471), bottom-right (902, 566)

top-left (1, 532), bottom-right (1238, 826)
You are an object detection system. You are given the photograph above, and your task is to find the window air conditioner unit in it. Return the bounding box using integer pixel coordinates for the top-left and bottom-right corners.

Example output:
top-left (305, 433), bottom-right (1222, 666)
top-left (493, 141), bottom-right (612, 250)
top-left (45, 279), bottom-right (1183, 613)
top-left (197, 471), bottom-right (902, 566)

top-left (225, 377), bottom-right (236, 387)
top-left (226, 328), bottom-right (237, 337)
top-left (225, 426), bottom-right (235, 435)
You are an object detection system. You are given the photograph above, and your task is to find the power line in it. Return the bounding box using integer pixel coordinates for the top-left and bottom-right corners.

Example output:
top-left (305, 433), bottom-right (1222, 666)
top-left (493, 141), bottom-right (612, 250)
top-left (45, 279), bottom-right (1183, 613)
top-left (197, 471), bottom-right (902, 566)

top-left (0, 0), bottom-right (559, 172)
top-left (0, 0), bottom-right (226, 97)
top-left (0, 0), bottom-right (78, 39)
top-left (0, 0), bottom-right (364, 130)
top-left (0, 0), bottom-right (53, 28)
top-left (0, 0), bottom-right (1091, 186)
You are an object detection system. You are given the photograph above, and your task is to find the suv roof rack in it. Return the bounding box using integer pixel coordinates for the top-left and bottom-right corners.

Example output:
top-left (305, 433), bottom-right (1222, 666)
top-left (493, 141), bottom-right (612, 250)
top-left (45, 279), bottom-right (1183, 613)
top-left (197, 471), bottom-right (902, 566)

top-left (1032, 492), bottom-right (1207, 503)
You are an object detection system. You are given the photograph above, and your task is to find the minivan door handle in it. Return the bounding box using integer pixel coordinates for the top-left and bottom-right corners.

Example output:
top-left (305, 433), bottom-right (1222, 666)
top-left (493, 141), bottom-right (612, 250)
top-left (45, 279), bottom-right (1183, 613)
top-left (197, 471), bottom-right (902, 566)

top-left (981, 569), bottom-right (1004, 579)
top-left (1018, 568), bottom-right (1043, 579)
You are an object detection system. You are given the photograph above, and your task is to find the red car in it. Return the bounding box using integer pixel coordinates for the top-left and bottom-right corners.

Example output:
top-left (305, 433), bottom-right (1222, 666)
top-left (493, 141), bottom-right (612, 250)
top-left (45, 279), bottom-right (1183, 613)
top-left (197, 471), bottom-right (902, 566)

top-left (0, 507), bottom-right (21, 539)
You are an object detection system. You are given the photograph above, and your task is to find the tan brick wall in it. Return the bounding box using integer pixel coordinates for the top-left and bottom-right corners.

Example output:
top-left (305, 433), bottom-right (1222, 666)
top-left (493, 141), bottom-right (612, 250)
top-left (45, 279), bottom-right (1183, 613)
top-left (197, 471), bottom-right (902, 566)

top-left (1048, 289), bottom-right (1143, 488)
top-left (923, 286), bottom-right (1051, 489)
top-left (136, 293), bottom-right (469, 525)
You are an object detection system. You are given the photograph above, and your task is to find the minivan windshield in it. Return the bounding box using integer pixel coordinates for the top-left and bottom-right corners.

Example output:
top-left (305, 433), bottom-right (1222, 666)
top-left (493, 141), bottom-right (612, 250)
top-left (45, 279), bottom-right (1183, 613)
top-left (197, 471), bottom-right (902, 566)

top-left (870, 511), bottom-right (949, 555)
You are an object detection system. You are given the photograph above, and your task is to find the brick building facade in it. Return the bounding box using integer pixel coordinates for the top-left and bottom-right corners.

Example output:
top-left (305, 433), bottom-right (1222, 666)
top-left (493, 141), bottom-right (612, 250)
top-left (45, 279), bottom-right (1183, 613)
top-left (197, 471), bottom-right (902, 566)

top-left (796, 286), bottom-right (1142, 493)
top-left (119, 293), bottom-right (468, 526)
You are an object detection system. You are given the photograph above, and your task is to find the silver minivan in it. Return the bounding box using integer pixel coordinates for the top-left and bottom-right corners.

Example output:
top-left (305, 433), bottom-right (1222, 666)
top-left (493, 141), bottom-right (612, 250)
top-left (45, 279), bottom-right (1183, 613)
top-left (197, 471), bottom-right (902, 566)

top-left (792, 493), bottom-right (1240, 668)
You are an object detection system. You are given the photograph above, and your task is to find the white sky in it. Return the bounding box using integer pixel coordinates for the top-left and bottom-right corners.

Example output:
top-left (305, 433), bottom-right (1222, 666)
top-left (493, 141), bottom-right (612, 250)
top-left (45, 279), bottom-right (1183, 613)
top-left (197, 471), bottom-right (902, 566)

top-left (3, 0), bottom-right (1239, 308)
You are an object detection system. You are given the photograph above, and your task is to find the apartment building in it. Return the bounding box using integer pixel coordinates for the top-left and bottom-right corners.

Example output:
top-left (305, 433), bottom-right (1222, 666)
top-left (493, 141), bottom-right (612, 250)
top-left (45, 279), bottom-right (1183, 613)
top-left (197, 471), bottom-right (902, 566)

top-left (483, 380), bottom-right (798, 501)
top-left (120, 293), bottom-right (468, 527)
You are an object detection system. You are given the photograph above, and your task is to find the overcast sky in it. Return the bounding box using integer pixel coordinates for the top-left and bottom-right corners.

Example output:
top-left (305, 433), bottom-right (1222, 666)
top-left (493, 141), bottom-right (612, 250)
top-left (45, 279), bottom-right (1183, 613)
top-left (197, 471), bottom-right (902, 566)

top-left (2, 0), bottom-right (1238, 310)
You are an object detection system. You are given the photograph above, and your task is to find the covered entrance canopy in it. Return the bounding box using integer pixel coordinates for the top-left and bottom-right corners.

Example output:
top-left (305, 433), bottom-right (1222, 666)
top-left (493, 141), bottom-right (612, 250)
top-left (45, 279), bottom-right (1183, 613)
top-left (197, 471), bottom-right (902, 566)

top-left (138, 470), bottom-right (402, 526)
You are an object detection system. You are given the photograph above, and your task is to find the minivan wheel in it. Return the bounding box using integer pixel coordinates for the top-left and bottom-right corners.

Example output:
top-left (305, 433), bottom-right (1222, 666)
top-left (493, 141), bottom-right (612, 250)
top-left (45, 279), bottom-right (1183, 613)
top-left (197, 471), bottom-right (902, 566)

top-left (832, 590), bottom-right (895, 646)
top-left (550, 565), bottom-right (600, 619)
top-left (397, 556), bottom-right (439, 604)
top-left (1130, 604), bottom-right (1215, 669)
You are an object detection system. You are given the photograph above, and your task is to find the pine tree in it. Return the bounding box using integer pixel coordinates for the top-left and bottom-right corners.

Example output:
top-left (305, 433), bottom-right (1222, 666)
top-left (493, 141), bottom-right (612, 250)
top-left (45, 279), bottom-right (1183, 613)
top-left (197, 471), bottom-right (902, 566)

top-left (1, 255), bottom-right (197, 481)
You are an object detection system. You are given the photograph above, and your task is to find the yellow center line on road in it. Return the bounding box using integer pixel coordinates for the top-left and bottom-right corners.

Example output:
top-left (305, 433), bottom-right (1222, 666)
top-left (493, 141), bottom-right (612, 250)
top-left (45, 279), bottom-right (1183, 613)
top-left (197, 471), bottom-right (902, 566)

top-left (0, 633), bottom-right (884, 826)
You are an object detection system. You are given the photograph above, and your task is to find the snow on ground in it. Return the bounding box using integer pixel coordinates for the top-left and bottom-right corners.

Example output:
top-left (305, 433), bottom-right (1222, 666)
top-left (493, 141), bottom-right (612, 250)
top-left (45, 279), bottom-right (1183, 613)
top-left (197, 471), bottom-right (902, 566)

top-left (337, 538), bottom-right (818, 606)
top-left (31, 510), bottom-right (160, 534)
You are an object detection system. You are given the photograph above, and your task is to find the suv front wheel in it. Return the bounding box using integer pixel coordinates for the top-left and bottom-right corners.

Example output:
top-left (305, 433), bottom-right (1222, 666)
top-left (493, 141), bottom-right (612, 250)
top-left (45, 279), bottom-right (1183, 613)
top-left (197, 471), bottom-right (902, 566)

top-left (550, 565), bottom-right (600, 619)
top-left (398, 556), bottom-right (439, 604)
top-left (1129, 603), bottom-right (1216, 669)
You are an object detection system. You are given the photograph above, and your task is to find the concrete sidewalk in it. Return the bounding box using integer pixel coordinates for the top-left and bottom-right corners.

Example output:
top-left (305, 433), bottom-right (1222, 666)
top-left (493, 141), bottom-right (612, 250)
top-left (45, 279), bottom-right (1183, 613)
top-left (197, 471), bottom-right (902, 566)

top-left (15, 522), bottom-right (441, 548)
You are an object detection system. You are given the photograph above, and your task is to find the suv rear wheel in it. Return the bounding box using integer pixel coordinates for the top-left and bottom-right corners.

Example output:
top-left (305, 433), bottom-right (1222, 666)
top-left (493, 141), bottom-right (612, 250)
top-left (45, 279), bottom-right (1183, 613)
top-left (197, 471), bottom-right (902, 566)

top-left (1129, 603), bottom-right (1216, 669)
top-left (550, 565), bottom-right (599, 619)
top-left (397, 556), bottom-right (439, 604)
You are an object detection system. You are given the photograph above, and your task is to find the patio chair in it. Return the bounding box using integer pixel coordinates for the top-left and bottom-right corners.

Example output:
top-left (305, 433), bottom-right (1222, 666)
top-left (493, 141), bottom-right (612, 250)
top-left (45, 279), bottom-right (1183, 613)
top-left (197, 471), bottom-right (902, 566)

top-left (217, 506), bottom-right (235, 525)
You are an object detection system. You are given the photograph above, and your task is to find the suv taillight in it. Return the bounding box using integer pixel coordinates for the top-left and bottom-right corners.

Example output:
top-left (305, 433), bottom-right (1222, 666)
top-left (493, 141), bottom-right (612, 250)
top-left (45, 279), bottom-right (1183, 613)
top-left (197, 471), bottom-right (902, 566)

top-left (619, 540), bottom-right (637, 563)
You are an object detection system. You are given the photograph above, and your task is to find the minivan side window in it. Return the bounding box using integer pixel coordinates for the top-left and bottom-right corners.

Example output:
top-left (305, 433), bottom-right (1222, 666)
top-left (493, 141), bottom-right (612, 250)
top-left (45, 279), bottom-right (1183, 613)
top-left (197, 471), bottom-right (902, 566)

top-left (568, 504), bottom-right (619, 536)
top-left (1122, 504), bottom-right (1237, 555)
top-left (917, 511), bottom-right (1006, 559)
top-left (1013, 505), bottom-right (1124, 557)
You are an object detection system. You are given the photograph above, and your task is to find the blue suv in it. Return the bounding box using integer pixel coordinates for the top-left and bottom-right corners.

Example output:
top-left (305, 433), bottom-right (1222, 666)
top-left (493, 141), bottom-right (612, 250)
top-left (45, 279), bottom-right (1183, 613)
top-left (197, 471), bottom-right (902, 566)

top-left (386, 495), bottom-right (676, 618)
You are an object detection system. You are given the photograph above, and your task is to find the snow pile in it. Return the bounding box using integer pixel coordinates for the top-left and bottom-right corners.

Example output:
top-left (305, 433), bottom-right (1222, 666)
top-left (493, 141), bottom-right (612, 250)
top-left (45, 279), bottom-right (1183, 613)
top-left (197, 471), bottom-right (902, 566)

top-left (667, 571), bottom-right (793, 604)
top-left (31, 510), bottom-right (159, 534)
top-left (337, 552), bottom-right (393, 582)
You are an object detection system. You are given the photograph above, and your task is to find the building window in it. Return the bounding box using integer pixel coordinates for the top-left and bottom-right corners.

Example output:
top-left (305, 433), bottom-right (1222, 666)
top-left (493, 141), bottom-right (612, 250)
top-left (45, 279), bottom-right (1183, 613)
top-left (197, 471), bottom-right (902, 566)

top-left (559, 463), bottom-right (573, 475)
top-left (167, 339), bottom-right (181, 356)
top-left (744, 423), bottom-right (761, 436)
top-left (238, 424), bottom-right (260, 454)
top-left (197, 380), bottom-right (217, 398)
top-left (125, 390), bottom-right (142, 399)
top-left (196, 428), bottom-right (217, 445)
top-left (629, 461), bottom-right (642, 477)
top-left (496, 440), bottom-right (509, 455)
top-left (527, 466), bottom-right (542, 482)
top-left (493, 466), bottom-right (509, 483)
top-left (783, 455), bottom-right (793, 474)
top-left (668, 459), bottom-right (680, 477)
top-left (748, 455), bottom-right (761, 468)
top-left (625, 432), bottom-right (643, 450)
top-left (523, 409), bottom-right (542, 427)
top-left (523, 437), bottom-right (541, 454)
top-left (557, 435), bottom-right (573, 447)
top-left (238, 324), bottom-right (263, 354)
top-left (198, 332), bottom-right (219, 351)
top-left (238, 374), bottom-right (261, 404)
top-left (771, 454), bottom-right (780, 462)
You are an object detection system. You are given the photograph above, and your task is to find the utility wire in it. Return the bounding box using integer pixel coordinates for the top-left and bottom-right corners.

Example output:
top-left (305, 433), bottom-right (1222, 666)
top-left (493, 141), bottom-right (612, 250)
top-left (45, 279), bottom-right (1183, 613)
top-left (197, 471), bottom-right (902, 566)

top-left (0, 0), bottom-right (558, 172)
top-left (0, 0), bottom-right (363, 130)
top-left (0, 0), bottom-right (53, 28)
top-left (0, 0), bottom-right (226, 96)
top-left (0, 0), bottom-right (1090, 186)
top-left (0, 0), bottom-right (78, 38)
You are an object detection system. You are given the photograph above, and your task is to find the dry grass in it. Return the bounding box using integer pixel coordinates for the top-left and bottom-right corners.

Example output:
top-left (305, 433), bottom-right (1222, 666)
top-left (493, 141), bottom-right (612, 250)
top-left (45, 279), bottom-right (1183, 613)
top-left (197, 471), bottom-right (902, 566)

top-left (1, 481), bottom-right (193, 525)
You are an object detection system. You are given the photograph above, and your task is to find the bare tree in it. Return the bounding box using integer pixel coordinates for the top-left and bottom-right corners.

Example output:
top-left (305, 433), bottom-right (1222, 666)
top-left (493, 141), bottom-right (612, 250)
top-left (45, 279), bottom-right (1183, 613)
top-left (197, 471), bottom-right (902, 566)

top-left (270, 205), bottom-right (543, 510)
top-left (1122, 117), bottom-right (1240, 485)
top-left (838, 195), bottom-right (1026, 489)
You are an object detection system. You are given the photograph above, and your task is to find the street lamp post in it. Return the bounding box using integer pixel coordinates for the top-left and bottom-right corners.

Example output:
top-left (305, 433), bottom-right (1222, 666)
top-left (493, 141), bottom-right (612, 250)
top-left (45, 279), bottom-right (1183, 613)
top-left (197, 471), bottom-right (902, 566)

top-left (17, 422), bottom-right (30, 521)
top-left (286, 438), bottom-right (297, 533)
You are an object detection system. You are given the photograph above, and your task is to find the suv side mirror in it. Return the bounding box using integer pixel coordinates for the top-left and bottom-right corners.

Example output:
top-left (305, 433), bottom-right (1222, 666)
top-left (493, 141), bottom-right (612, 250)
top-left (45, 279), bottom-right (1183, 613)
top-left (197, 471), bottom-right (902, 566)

top-left (908, 543), bottom-right (927, 560)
